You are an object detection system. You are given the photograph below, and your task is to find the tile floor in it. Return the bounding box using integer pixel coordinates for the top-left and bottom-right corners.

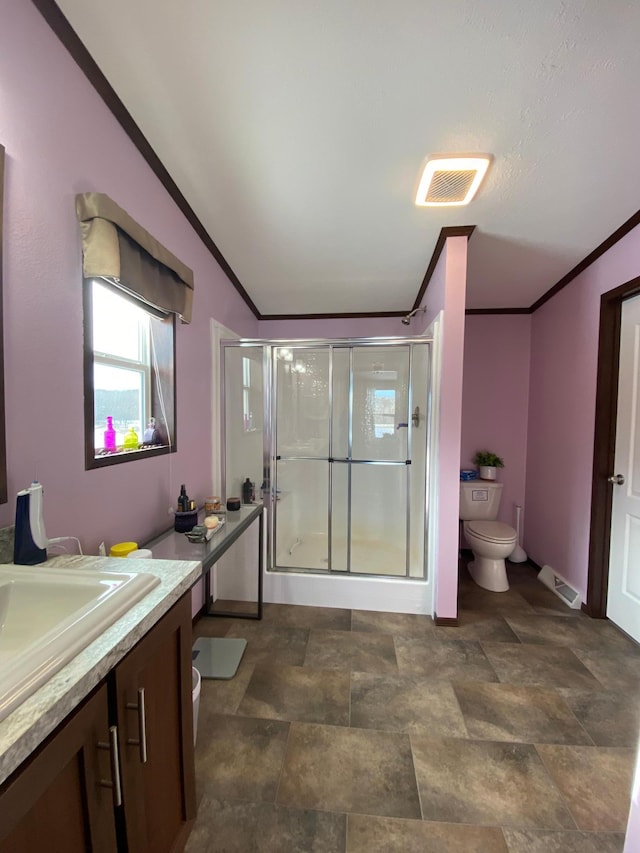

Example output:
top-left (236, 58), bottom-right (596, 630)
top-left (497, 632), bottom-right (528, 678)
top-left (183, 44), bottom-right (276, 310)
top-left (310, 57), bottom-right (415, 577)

top-left (185, 560), bottom-right (639, 852)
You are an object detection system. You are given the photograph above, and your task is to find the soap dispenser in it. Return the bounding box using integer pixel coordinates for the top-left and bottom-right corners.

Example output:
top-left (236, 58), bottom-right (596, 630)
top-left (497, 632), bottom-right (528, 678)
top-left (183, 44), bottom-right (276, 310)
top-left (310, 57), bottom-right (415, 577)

top-left (14, 481), bottom-right (47, 565)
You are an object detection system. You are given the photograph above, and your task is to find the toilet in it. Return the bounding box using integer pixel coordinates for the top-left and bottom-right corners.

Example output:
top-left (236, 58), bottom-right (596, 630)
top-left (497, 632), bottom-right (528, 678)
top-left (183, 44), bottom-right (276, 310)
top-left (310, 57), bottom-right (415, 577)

top-left (460, 481), bottom-right (517, 592)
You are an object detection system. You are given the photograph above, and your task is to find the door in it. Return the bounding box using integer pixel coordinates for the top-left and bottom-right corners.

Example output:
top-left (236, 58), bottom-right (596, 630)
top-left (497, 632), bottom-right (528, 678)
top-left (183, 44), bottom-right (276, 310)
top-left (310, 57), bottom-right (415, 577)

top-left (0, 684), bottom-right (118, 852)
top-left (274, 346), bottom-right (331, 570)
top-left (607, 294), bottom-right (640, 642)
top-left (333, 344), bottom-right (411, 575)
top-left (272, 342), bottom-right (429, 578)
top-left (114, 593), bottom-right (196, 852)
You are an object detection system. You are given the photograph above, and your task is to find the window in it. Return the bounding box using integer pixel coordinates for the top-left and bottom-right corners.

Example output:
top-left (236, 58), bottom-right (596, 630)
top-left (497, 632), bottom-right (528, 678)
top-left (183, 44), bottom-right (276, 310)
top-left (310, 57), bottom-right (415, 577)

top-left (84, 279), bottom-right (176, 468)
top-left (76, 192), bottom-right (192, 469)
top-left (373, 388), bottom-right (396, 438)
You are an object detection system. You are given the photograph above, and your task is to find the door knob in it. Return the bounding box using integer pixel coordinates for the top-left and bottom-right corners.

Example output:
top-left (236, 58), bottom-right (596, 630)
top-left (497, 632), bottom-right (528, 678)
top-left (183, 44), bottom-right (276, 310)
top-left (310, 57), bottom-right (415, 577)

top-left (608, 474), bottom-right (625, 485)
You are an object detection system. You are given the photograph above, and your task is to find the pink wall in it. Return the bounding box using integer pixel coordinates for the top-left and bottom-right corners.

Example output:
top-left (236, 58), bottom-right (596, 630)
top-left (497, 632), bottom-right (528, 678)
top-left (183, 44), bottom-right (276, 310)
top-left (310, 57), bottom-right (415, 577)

top-left (420, 236), bottom-right (468, 620)
top-left (461, 315), bottom-right (531, 527)
top-left (0, 0), bottom-right (258, 554)
top-left (258, 315), bottom-right (404, 339)
top-left (525, 222), bottom-right (640, 599)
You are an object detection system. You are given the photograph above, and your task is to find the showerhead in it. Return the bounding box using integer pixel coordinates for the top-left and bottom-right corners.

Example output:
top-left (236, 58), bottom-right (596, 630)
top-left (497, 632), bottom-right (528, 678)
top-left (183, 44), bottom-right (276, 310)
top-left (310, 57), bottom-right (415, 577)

top-left (401, 306), bottom-right (426, 326)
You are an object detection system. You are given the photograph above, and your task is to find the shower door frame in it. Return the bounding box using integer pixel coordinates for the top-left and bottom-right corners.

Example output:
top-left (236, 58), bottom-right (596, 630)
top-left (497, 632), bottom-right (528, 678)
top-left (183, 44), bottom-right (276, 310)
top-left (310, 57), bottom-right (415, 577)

top-left (221, 336), bottom-right (432, 581)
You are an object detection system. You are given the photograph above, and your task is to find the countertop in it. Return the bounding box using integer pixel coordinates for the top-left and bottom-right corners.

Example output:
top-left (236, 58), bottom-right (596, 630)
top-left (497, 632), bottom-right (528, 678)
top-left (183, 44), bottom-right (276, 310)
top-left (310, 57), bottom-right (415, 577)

top-left (144, 503), bottom-right (263, 570)
top-left (0, 553), bottom-right (202, 787)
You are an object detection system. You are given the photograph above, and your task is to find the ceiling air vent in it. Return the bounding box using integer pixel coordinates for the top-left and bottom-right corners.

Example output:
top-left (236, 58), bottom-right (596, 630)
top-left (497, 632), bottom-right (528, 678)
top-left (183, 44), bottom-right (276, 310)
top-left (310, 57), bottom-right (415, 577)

top-left (415, 156), bottom-right (491, 207)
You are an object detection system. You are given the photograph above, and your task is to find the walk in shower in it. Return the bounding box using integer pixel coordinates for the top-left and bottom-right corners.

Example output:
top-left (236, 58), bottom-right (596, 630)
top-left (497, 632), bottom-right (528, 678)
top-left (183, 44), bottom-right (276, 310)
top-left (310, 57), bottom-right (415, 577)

top-left (223, 339), bottom-right (431, 580)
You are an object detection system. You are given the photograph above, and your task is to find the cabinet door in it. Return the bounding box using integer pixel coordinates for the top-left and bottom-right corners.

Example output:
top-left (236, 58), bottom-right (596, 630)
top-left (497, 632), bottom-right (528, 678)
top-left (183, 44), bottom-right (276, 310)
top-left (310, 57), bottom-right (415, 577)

top-left (0, 683), bottom-right (118, 853)
top-left (114, 593), bottom-right (196, 853)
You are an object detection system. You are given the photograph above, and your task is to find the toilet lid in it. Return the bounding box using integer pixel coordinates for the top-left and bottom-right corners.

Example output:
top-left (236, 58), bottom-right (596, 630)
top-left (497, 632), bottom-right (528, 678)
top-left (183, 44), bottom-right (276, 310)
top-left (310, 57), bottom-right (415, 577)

top-left (466, 520), bottom-right (517, 544)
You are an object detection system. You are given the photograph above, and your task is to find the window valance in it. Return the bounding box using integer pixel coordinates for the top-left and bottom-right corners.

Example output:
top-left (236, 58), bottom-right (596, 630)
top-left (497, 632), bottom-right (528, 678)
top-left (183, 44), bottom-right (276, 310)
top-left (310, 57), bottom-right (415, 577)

top-left (76, 192), bottom-right (194, 323)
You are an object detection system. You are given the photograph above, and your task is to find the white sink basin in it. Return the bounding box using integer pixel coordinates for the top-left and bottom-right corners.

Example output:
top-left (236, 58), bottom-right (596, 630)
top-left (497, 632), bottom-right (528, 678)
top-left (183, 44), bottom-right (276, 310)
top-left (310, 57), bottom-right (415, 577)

top-left (0, 564), bottom-right (160, 721)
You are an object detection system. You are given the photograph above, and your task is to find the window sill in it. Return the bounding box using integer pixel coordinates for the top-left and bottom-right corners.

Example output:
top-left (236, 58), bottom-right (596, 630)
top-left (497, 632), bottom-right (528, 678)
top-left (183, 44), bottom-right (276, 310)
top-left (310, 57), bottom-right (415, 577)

top-left (88, 444), bottom-right (174, 470)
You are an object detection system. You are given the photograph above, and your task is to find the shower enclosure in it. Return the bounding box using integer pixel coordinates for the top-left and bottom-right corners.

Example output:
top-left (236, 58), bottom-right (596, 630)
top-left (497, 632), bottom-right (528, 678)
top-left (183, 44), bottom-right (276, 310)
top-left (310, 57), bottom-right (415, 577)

top-left (222, 339), bottom-right (431, 580)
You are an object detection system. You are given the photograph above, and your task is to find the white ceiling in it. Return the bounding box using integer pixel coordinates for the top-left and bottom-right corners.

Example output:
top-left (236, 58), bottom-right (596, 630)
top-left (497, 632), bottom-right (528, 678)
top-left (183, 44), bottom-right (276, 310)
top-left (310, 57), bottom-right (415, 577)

top-left (56, 0), bottom-right (640, 315)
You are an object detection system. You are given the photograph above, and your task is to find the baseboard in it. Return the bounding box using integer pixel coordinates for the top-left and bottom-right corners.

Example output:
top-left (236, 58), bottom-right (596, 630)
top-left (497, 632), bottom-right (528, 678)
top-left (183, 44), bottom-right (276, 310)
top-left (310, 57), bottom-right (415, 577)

top-left (434, 614), bottom-right (458, 627)
top-left (192, 603), bottom-right (207, 624)
top-left (581, 601), bottom-right (607, 619)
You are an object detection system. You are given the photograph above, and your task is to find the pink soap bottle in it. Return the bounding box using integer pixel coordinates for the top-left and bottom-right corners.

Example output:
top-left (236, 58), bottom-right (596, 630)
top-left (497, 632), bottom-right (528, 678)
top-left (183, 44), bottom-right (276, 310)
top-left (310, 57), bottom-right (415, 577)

top-left (104, 416), bottom-right (117, 452)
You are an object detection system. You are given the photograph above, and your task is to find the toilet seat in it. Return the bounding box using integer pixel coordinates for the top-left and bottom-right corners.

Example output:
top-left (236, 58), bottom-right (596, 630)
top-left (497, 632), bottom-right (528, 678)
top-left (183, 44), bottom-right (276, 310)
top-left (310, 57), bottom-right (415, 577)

top-left (466, 520), bottom-right (517, 544)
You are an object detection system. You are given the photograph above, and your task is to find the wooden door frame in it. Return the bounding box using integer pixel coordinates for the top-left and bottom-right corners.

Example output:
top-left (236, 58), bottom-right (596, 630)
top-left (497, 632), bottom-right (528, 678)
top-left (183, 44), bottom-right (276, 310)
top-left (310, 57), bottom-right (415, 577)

top-left (585, 274), bottom-right (640, 617)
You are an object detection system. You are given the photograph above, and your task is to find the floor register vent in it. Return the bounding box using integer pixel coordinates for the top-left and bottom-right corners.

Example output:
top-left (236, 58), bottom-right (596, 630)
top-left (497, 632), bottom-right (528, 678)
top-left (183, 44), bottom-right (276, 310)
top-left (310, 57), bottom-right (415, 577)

top-left (538, 565), bottom-right (581, 609)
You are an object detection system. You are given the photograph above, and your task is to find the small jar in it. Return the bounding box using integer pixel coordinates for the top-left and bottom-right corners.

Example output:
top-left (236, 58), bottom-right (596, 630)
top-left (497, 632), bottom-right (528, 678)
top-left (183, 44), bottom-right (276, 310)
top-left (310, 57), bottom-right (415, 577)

top-left (205, 496), bottom-right (221, 515)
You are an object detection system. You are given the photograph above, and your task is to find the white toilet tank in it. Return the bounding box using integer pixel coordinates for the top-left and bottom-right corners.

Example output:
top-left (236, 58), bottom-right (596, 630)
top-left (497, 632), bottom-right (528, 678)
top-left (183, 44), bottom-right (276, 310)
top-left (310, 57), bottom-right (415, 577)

top-left (460, 481), bottom-right (503, 521)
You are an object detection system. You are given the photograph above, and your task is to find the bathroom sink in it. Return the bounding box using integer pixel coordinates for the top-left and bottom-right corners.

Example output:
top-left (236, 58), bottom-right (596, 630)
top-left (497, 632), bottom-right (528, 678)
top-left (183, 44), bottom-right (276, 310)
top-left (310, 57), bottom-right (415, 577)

top-left (0, 564), bottom-right (160, 721)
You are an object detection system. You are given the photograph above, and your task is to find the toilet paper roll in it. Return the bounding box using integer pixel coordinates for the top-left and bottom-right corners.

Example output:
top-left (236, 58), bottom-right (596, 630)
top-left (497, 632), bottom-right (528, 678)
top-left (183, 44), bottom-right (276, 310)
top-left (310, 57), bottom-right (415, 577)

top-left (125, 548), bottom-right (153, 559)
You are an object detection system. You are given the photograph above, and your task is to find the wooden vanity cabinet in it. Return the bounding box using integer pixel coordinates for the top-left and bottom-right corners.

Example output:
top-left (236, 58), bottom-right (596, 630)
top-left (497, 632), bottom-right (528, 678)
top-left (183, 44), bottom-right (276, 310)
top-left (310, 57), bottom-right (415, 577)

top-left (0, 592), bottom-right (196, 853)
top-left (114, 591), bottom-right (196, 852)
top-left (0, 683), bottom-right (118, 852)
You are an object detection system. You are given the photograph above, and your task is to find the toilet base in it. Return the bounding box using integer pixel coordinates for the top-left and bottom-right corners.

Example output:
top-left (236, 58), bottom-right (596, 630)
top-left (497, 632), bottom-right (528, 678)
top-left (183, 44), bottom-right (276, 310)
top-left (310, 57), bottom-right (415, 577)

top-left (468, 558), bottom-right (510, 593)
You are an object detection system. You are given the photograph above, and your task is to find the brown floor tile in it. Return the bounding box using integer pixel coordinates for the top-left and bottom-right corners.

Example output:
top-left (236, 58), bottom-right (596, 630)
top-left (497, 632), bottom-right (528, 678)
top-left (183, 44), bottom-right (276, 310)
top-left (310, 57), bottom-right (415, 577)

top-left (502, 563), bottom-right (540, 585)
top-left (195, 715), bottom-right (290, 803)
top-left (351, 672), bottom-right (467, 737)
top-left (237, 663), bottom-right (350, 725)
top-left (351, 609), bottom-right (434, 637)
top-left (210, 598), bottom-right (260, 618)
top-left (536, 744), bottom-right (636, 831)
top-left (458, 584), bottom-right (537, 615)
top-left (434, 609), bottom-right (521, 642)
top-left (513, 583), bottom-right (584, 617)
top-left (481, 642), bottom-right (603, 689)
top-left (452, 682), bottom-right (592, 744)
top-left (411, 736), bottom-right (575, 829)
top-left (502, 828), bottom-right (625, 852)
top-left (196, 660), bottom-right (254, 717)
top-left (304, 629), bottom-right (398, 674)
top-left (559, 688), bottom-right (640, 747)
top-left (346, 814), bottom-right (508, 852)
top-left (225, 623), bottom-right (309, 667)
top-left (277, 723), bottom-right (421, 819)
top-left (573, 648), bottom-right (640, 693)
top-left (262, 602), bottom-right (351, 630)
top-left (395, 636), bottom-right (499, 681)
top-left (193, 616), bottom-right (235, 638)
top-left (186, 796), bottom-right (346, 852)
top-left (504, 614), bottom-right (640, 654)
top-left (188, 597), bottom-right (638, 851)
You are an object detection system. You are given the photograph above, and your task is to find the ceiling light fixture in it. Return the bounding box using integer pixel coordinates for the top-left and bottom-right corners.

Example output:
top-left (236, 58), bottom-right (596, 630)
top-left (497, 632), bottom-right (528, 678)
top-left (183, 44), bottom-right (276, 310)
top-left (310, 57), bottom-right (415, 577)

top-left (415, 155), bottom-right (492, 207)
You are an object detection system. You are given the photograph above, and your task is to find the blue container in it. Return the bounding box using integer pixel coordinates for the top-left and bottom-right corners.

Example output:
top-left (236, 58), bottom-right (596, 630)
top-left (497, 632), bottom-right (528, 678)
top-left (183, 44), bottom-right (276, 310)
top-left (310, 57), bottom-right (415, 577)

top-left (460, 469), bottom-right (478, 481)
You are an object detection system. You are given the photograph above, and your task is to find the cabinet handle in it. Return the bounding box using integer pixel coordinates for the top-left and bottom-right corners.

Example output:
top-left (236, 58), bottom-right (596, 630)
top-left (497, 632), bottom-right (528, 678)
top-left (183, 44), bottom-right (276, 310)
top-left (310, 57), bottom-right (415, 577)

top-left (126, 687), bottom-right (148, 764)
top-left (98, 725), bottom-right (123, 807)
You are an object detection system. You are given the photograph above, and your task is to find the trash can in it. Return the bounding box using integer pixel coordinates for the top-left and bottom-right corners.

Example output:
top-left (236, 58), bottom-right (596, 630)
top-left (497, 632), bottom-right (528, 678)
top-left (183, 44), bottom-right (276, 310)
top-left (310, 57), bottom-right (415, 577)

top-left (192, 666), bottom-right (201, 746)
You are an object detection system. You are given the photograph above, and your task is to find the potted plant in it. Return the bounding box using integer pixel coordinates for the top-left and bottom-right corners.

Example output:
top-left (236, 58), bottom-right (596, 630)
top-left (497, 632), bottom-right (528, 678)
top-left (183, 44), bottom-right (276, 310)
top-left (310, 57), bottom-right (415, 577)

top-left (473, 450), bottom-right (505, 481)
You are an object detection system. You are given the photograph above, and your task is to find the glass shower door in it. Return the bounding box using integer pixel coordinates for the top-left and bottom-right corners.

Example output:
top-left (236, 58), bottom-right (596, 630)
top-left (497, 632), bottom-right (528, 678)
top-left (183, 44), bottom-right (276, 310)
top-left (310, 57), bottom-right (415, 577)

top-left (336, 345), bottom-right (410, 575)
top-left (273, 347), bottom-right (330, 570)
top-left (270, 341), bottom-right (429, 578)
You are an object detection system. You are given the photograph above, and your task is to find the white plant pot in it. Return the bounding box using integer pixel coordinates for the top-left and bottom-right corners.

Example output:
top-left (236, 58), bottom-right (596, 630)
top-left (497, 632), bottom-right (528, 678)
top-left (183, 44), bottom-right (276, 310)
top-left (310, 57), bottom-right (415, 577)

top-left (479, 465), bottom-right (497, 480)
